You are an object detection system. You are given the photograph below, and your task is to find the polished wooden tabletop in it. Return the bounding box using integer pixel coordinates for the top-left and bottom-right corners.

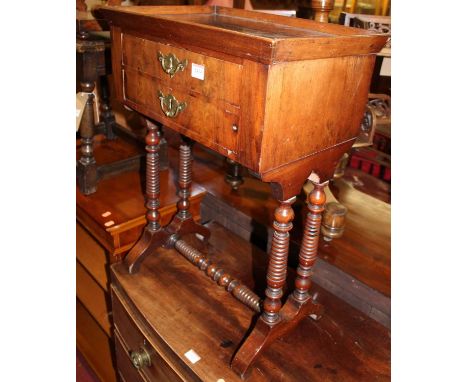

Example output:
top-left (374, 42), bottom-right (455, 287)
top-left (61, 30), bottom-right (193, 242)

top-left (112, 221), bottom-right (390, 381)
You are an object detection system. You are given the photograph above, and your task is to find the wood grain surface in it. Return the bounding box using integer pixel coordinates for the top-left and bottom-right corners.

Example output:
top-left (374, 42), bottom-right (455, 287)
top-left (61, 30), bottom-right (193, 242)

top-left (76, 299), bottom-right (117, 382)
top-left (112, 221), bottom-right (390, 381)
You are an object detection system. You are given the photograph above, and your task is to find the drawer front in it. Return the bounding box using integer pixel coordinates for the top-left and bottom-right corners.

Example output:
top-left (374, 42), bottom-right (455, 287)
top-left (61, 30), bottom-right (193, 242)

top-left (115, 331), bottom-right (146, 382)
top-left (112, 286), bottom-right (195, 382)
top-left (122, 34), bottom-right (242, 106)
top-left (123, 67), bottom-right (239, 155)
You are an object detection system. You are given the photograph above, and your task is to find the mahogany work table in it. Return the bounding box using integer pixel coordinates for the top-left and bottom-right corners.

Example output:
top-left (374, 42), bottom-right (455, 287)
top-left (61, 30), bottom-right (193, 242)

top-left (98, 5), bottom-right (388, 378)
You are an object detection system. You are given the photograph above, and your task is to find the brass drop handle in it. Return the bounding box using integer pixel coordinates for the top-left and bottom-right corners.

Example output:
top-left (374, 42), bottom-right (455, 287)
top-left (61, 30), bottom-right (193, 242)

top-left (158, 90), bottom-right (187, 118)
top-left (130, 346), bottom-right (152, 370)
top-left (157, 51), bottom-right (188, 78)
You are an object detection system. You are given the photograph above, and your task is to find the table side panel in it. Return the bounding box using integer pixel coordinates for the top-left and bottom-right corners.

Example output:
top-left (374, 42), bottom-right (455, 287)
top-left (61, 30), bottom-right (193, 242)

top-left (260, 54), bottom-right (375, 174)
top-left (273, 36), bottom-right (388, 62)
top-left (237, 59), bottom-right (269, 172)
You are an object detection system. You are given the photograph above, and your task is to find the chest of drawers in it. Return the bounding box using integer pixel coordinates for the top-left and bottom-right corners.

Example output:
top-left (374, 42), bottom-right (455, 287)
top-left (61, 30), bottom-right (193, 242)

top-left (98, 5), bottom-right (388, 378)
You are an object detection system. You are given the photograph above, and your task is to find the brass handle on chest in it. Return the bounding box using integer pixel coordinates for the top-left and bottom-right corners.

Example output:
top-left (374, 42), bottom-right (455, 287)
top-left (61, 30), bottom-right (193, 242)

top-left (158, 90), bottom-right (187, 118)
top-left (158, 51), bottom-right (188, 78)
top-left (130, 346), bottom-right (152, 370)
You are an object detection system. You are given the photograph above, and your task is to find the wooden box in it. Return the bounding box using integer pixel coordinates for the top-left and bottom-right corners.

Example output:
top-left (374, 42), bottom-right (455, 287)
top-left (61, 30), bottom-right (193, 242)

top-left (96, 5), bottom-right (388, 199)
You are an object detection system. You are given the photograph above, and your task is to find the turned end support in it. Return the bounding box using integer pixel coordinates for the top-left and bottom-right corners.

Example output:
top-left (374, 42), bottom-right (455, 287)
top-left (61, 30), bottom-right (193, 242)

top-left (262, 196), bottom-right (296, 324)
top-left (293, 180), bottom-right (327, 302)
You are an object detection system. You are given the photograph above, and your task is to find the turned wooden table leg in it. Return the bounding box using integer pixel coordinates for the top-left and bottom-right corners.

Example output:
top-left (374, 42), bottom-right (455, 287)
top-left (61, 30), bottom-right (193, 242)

top-left (165, 136), bottom-right (210, 242)
top-left (76, 33), bottom-right (107, 194)
top-left (293, 181), bottom-right (328, 308)
top-left (232, 180), bottom-right (327, 378)
top-left (77, 91), bottom-right (98, 195)
top-left (225, 158), bottom-right (244, 190)
top-left (232, 197), bottom-right (299, 377)
top-left (98, 74), bottom-right (116, 140)
top-left (177, 138), bottom-right (193, 220)
top-left (124, 120), bottom-right (167, 274)
top-left (262, 197), bottom-right (296, 324)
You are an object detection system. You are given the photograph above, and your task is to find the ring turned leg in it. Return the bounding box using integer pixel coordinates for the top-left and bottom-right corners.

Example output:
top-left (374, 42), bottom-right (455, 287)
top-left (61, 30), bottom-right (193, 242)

top-left (177, 139), bottom-right (193, 220)
top-left (293, 181), bottom-right (327, 306)
top-left (165, 136), bottom-right (210, 242)
top-left (124, 120), bottom-right (167, 274)
top-left (232, 197), bottom-right (297, 377)
top-left (232, 182), bottom-right (327, 378)
top-left (262, 197), bottom-right (296, 323)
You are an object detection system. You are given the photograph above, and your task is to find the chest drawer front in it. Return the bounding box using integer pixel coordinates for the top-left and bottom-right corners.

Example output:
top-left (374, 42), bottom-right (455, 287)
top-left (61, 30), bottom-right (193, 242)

top-left (123, 67), bottom-right (239, 156)
top-left (112, 286), bottom-right (197, 382)
top-left (115, 331), bottom-right (146, 382)
top-left (122, 34), bottom-right (242, 106)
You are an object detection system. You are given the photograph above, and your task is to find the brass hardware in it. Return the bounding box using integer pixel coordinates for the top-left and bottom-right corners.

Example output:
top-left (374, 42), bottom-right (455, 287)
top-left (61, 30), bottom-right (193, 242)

top-left (130, 346), bottom-right (152, 370)
top-left (157, 51), bottom-right (188, 78)
top-left (158, 91), bottom-right (187, 118)
top-left (232, 124), bottom-right (238, 132)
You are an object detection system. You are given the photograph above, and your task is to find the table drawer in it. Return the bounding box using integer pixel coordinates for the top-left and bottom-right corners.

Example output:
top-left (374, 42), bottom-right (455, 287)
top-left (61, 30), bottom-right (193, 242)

top-left (122, 34), bottom-right (242, 106)
top-left (123, 67), bottom-right (239, 155)
top-left (112, 286), bottom-right (195, 382)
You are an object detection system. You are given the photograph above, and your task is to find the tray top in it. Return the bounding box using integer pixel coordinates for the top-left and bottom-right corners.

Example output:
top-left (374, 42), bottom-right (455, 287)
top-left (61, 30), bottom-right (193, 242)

top-left (96, 5), bottom-right (388, 63)
top-left (156, 12), bottom-right (332, 39)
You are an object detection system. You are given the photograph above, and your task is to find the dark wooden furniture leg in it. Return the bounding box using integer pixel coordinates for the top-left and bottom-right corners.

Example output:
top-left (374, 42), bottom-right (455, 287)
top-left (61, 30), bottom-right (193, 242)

top-left (124, 120), bottom-right (167, 274)
top-left (77, 90), bottom-right (98, 195)
top-left (165, 136), bottom-right (210, 241)
top-left (76, 32), bottom-right (102, 195)
top-left (231, 182), bottom-right (326, 378)
top-left (225, 158), bottom-right (244, 190)
top-left (98, 74), bottom-right (117, 140)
